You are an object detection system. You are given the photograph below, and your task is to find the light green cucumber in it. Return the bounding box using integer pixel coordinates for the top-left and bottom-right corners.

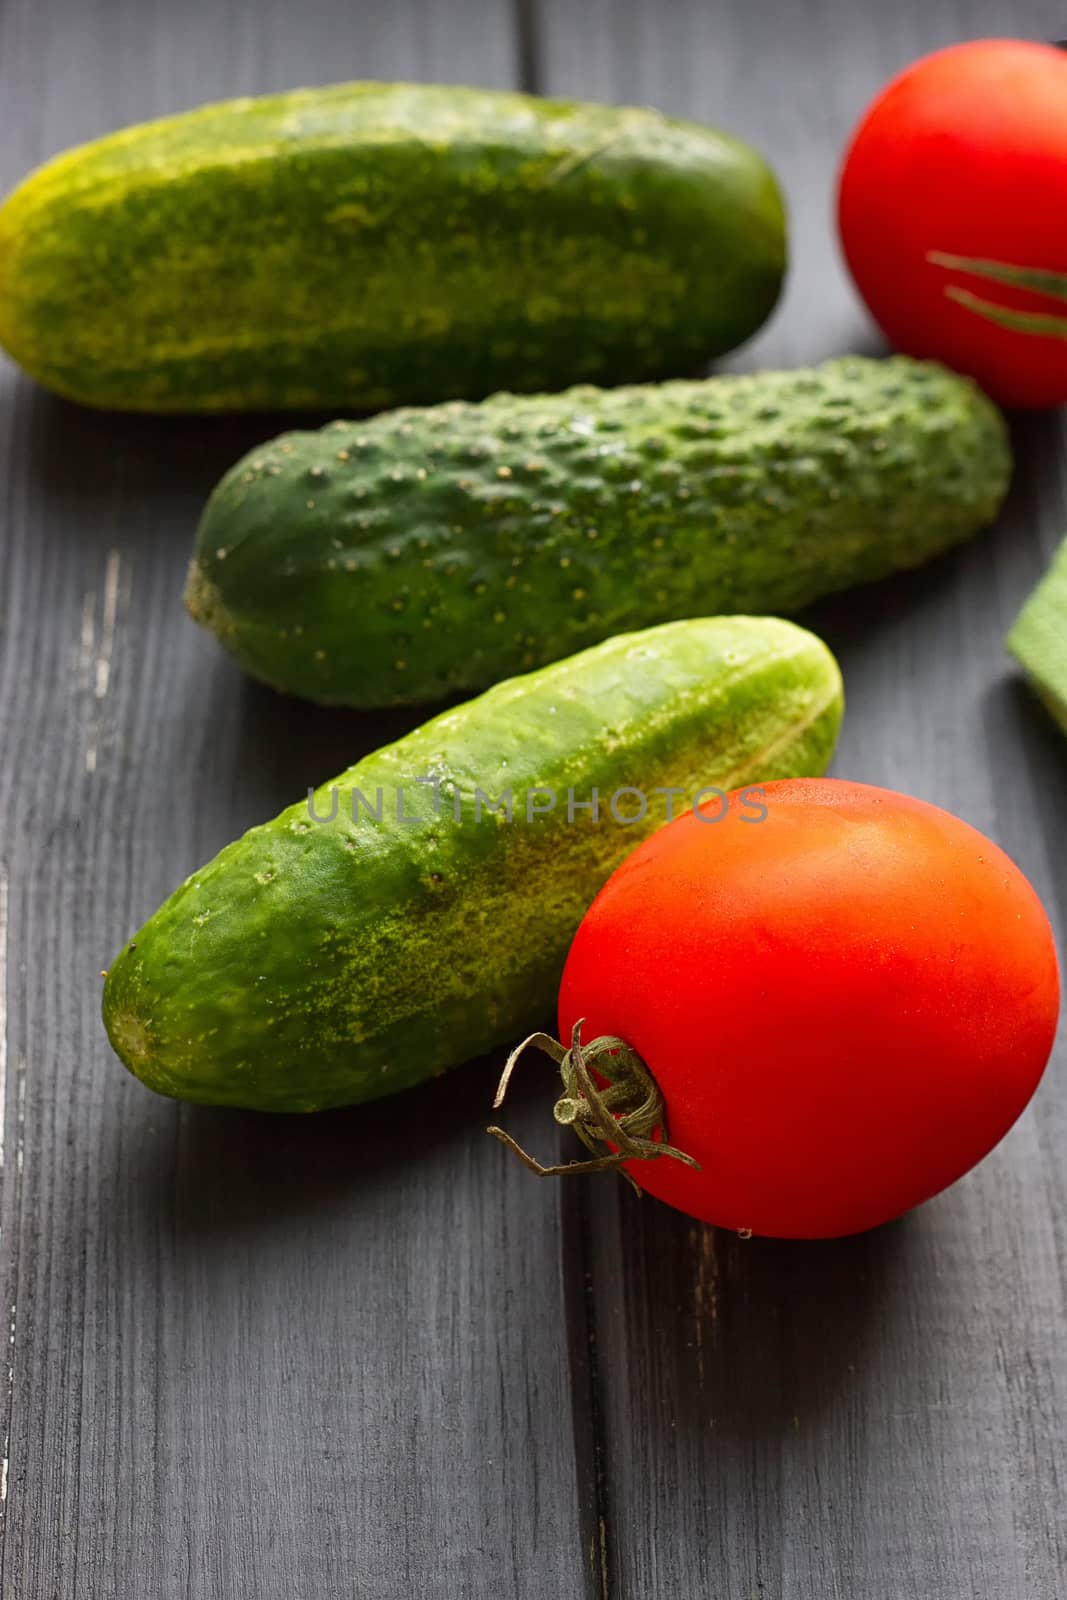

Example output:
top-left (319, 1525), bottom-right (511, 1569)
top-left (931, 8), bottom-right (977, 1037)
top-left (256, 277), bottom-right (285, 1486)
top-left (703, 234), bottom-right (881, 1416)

top-left (1008, 537), bottom-right (1067, 734)
top-left (0, 82), bottom-right (784, 411)
top-left (102, 615), bottom-right (843, 1112)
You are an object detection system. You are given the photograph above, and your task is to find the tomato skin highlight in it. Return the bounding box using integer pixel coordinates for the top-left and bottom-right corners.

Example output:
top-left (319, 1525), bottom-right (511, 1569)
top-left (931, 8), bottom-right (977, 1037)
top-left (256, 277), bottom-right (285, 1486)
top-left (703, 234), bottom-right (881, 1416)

top-left (557, 779), bottom-right (1059, 1239)
top-left (838, 39), bottom-right (1067, 408)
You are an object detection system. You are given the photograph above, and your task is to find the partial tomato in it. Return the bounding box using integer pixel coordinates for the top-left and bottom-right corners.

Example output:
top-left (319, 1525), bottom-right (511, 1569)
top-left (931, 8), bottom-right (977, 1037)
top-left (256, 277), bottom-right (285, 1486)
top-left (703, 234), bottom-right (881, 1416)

top-left (554, 779), bottom-right (1059, 1239)
top-left (838, 39), bottom-right (1067, 408)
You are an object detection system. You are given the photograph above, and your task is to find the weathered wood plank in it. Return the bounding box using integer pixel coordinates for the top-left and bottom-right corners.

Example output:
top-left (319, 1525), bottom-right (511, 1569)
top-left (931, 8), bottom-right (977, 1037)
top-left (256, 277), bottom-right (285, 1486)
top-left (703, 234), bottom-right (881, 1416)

top-left (5, 3), bottom-right (1067, 1597)
top-left (534, 2), bottom-right (1067, 1595)
top-left (0, 4), bottom-right (592, 1598)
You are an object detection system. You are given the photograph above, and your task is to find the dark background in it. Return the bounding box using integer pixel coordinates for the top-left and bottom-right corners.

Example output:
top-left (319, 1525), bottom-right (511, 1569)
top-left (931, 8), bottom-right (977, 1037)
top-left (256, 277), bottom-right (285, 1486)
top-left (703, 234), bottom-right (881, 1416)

top-left (1, 2), bottom-right (1066, 1596)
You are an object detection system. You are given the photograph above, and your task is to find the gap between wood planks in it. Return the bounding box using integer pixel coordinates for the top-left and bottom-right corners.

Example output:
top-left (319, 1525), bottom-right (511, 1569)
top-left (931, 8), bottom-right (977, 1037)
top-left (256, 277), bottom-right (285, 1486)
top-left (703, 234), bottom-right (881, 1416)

top-left (513, 0), bottom-right (544, 93)
top-left (559, 1175), bottom-right (615, 1600)
top-left (509, 9), bottom-right (620, 1589)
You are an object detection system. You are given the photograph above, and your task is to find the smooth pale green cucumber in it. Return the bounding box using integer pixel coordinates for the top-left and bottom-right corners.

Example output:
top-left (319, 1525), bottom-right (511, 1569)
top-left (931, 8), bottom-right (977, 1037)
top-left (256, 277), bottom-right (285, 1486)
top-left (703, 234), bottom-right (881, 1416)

top-left (187, 355), bottom-right (1011, 709)
top-left (1008, 537), bottom-right (1067, 734)
top-left (102, 615), bottom-right (843, 1112)
top-left (0, 82), bottom-right (785, 411)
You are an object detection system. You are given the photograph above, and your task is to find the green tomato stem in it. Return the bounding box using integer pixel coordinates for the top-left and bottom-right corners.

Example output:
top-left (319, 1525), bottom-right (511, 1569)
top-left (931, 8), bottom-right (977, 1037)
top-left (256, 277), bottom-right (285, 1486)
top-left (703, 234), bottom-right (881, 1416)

top-left (927, 251), bottom-right (1067, 302)
top-left (927, 251), bottom-right (1067, 338)
top-left (486, 1018), bottom-right (700, 1194)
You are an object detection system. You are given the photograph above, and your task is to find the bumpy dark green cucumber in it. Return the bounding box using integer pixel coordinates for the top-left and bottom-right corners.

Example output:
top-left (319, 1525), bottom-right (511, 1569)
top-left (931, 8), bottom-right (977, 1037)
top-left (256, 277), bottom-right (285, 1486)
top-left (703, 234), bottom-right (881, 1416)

top-left (187, 356), bottom-right (1011, 709)
top-left (102, 616), bottom-right (843, 1112)
top-left (0, 82), bottom-right (784, 412)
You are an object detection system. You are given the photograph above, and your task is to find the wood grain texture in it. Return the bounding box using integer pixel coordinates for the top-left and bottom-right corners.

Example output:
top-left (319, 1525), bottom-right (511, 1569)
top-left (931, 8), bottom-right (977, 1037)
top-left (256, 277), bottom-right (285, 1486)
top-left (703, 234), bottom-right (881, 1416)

top-left (1, 2), bottom-right (1066, 1598)
top-left (535, 2), bottom-right (1067, 1596)
top-left (0, 4), bottom-right (591, 1599)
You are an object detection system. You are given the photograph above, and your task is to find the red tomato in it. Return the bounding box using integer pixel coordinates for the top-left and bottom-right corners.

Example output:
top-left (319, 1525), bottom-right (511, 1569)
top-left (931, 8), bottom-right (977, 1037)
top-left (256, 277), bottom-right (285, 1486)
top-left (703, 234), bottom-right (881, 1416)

top-left (838, 39), bottom-right (1067, 408)
top-left (557, 778), bottom-right (1059, 1238)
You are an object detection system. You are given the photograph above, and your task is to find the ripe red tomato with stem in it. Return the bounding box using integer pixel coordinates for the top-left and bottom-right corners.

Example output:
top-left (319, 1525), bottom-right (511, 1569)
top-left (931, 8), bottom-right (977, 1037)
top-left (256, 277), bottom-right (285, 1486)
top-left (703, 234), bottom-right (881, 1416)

top-left (489, 779), bottom-right (1059, 1239)
top-left (838, 38), bottom-right (1067, 408)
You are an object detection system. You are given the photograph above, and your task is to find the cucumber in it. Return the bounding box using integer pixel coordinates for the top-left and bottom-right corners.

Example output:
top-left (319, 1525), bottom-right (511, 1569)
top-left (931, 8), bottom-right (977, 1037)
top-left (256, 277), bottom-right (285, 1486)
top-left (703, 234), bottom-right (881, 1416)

top-left (187, 355), bottom-right (1011, 709)
top-left (102, 615), bottom-right (843, 1112)
top-left (0, 82), bottom-right (785, 412)
top-left (1007, 536), bottom-right (1067, 735)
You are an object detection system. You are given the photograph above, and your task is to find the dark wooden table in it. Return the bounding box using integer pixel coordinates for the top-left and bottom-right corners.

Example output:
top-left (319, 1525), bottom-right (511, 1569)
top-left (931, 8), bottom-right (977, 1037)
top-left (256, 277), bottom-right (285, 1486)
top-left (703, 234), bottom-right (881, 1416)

top-left (2, 2), bottom-right (1065, 1595)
